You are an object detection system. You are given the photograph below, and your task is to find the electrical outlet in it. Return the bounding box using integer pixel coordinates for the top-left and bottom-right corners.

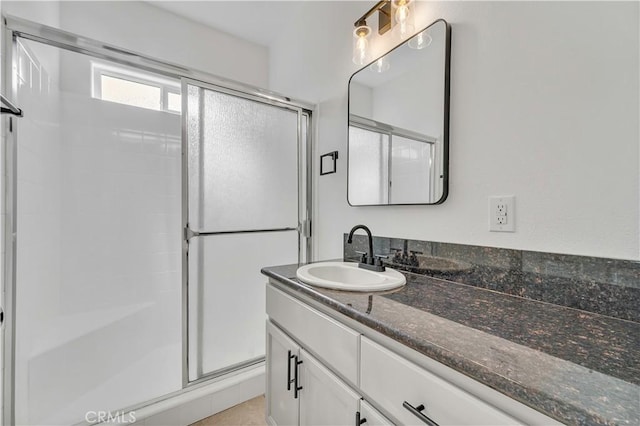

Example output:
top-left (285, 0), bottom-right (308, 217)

top-left (489, 196), bottom-right (515, 232)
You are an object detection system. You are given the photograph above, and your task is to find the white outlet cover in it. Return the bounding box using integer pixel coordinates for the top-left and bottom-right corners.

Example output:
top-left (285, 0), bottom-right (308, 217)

top-left (489, 196), bottom-right (515, 232)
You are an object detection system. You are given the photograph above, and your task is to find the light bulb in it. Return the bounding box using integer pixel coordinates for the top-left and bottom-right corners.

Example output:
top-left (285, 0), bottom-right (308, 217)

top-left (408, 31), bottom-right (432, 50)
top-left (352, 24), bottom-right (371, 66)
top-left (355, 37), bottom-right (368, 64)
top-left (396, 3), bottom-right (409, 23)
top-left (356, 37), bottom-right (368, 52)
top-left (370, 57), bottom-right (390, 73)
top-left (392, 0), bottom-right (415, 41)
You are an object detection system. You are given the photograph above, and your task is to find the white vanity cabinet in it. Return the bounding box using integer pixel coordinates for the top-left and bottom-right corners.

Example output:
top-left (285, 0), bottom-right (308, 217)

top-left (265, 321), bottom-right (299, 426)
top-left (266, 282), bottom-right (559, 426)
top-left (266, 321), bottom-right (361, 426)
top-left (298, 348), bottom-right (361, 425)
top-left (266, 284), bottom-right (365, 426)
top-left (266, 282), bottom-right (360, 384)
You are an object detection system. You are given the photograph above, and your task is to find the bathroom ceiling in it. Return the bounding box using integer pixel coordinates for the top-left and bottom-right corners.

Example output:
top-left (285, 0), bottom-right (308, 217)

top-left (148, 1), bottom-right (300, 47)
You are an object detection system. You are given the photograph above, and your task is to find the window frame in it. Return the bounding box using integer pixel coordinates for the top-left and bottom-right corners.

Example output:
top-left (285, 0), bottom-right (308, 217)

top-left (165, 87), bottom-right (182, 113)
top-left (92, 61), bottom-right (181, 113)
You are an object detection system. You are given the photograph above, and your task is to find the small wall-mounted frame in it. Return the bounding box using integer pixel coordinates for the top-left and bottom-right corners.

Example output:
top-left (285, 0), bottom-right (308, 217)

top-left (320, 151), bottom-right (339, 175)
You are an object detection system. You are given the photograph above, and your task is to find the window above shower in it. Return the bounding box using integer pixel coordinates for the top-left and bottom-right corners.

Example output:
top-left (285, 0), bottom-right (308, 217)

top-left (91, 62), bottom-right (181, 113)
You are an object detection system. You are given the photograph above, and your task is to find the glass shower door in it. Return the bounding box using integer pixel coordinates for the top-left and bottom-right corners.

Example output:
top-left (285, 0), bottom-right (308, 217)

top-left (12, 39), bottom-right (183, 425)
top-left (184, 81), bottom-right (307, 381)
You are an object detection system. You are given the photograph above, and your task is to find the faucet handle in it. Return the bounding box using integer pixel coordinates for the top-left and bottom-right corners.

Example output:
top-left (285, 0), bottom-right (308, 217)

top-left (373, 254), bottom-right (387, 269)
top-left (355, 250), bottom-right (368, 263)
top-left (374, 254), bottom-right (388, 267)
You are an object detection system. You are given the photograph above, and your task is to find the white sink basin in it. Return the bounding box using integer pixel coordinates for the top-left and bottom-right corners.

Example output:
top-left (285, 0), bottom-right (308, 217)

top-left (296, 262), bottom-right (406, 292)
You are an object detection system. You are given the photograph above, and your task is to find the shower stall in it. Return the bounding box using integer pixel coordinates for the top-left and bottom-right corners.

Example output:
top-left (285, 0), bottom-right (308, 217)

top-left (1, 16), bottom-right (312, 425)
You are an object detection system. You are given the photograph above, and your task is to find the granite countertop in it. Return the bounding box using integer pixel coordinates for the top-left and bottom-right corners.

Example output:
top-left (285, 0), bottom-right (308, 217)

top-left (262, 262), bottom-right (640, 426)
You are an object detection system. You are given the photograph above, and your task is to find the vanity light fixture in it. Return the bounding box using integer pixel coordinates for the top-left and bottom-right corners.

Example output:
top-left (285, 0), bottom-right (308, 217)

top-left (352, 0), bottom-right (419, 67)
top-left (353, 20), bottom-right (372, 66)
top-left (351, 0), bottom-right (392, 65)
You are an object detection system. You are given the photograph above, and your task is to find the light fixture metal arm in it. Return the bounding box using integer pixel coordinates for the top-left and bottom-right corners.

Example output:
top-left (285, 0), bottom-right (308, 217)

top-left (354, 0), bottom-right (392, 35)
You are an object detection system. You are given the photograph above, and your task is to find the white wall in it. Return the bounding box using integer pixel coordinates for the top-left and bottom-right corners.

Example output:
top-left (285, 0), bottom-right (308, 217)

top-left (2, 1), bottom-right (268, 88)
top-left (0, 0), bottom-right (60, 27)
top-left (269, 1), bottom-right (640, 261)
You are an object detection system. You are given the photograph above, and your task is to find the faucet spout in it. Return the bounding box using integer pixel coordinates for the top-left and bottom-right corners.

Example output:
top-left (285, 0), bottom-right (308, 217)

top-left (347, 224), bottom-right (385, 272)
top-left (347, 224), bottom-right (374, 265)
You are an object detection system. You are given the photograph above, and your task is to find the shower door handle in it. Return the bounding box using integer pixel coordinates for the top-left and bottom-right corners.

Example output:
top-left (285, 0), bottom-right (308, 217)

top-left (1, 94), bottom-right (23, 117)
top-left (299, 219), bottom-right (311, 238)
top-left (184, 225), bottom-right (200, 242)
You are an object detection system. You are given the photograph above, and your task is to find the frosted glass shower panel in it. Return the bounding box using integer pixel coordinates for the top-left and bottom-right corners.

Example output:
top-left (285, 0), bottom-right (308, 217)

top-left (188, 231), bottom-right (299, 379)
top-left (187, 85), bottom-right (299, 232)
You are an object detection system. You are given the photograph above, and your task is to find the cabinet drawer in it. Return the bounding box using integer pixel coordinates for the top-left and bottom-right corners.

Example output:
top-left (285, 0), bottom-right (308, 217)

top-left (360, 337), bottom-right (521, 426)
top-left (266, 284), bottom-right (359, 384)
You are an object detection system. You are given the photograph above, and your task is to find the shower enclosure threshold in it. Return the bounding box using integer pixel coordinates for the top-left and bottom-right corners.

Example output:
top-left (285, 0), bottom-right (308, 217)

top-left (103, 363), bottom-right (265, 426)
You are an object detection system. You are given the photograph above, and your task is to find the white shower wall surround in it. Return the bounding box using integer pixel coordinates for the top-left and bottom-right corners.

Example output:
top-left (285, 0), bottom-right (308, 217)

top-left (15, 40), bottom-right (182, 425)
top-left (8, 21), bottom-right (312, 422)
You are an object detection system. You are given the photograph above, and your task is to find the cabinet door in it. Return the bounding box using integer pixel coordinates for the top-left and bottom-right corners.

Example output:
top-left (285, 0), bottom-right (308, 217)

top-left (299, 349), bottom-right (361, 426)
top-left (266, 321), bottom-right (299, 426)
top-left (359, 400), bottom-right (394, 426)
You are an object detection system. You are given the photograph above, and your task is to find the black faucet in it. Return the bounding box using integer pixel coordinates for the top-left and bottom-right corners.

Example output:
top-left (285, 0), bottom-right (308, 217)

top-left (347, 224), bottom-right (386, 272)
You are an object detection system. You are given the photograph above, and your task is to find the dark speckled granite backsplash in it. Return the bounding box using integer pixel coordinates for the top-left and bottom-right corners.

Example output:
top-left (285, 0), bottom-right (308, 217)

top-left (344, 235), bottom-right (640, 322)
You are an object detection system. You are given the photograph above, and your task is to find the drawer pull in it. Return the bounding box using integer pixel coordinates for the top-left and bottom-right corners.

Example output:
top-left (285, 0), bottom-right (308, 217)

top-left (403, 401), bottom-right (439, 426)
top-left (355, 411), bottom-right (367, 425)
top-left (287, 350), bottom-right (295, 391)
top-left (294, 356), bottom-right (303, 399)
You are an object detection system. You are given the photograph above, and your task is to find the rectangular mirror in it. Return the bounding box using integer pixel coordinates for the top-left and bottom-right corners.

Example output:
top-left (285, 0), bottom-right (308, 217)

top-left (348, 19), bottom-right (451, 205)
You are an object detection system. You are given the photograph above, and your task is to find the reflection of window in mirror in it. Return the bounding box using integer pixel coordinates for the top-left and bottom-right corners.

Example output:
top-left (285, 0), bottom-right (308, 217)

top-left (348, 120), bottom-right (436, 205)
top-left (390, 135), bottom-right (434, 204)
top-left (348, 126), bottom-right (389, 205)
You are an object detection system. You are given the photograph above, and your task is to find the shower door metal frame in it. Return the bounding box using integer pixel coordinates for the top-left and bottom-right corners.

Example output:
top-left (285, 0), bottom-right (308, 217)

top-left (181, 76), bottom-right (312, 385)
top-left (1, 14), bottom-right (314, 426)
top-left (2, 21), bottom-right (20, 426)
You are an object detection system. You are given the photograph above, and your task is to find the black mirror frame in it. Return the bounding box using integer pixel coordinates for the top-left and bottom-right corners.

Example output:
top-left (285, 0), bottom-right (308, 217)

top-left (346, 19), bottom-right (451, 206)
